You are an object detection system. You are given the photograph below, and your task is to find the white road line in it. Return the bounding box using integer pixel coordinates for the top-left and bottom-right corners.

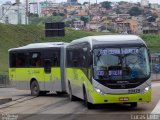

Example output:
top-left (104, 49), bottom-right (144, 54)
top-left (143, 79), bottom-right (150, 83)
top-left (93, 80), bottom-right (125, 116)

top-left (151, 101), bottom-right (160, 114)
top-left (151, 82), bottom-right (160, 114)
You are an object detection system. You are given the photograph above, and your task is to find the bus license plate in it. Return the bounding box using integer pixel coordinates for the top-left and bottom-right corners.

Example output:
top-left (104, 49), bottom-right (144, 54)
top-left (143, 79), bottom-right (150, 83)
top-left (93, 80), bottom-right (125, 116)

top-left (119, 97), bottom-right (129, 101)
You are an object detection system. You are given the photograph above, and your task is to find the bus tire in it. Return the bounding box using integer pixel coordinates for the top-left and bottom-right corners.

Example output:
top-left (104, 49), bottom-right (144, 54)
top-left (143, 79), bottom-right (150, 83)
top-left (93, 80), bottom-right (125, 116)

top-left (68, 83), bottom-right (76, 101)
top-left (30, 80), bottom-right (40, 97)
top-left (40, 91), bottom-right (48, 96)
top-left (83, 88), bottom-right (94, 109)
top-left (130, 102), bottom-right (137, 108)
top-left (56, 91), bottom-right (66, 95)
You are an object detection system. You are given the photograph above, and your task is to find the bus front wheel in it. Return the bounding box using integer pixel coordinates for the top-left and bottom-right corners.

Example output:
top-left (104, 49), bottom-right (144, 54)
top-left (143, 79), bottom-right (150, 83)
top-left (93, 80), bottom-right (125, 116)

top-left (83, 88), bottom-right (94, 109)
top-left (68, 83), bottom-right (76, 101)
top-left (130, 102), bottom-right (137, 108)
top-left (31, 81), bottom-right (40, 96)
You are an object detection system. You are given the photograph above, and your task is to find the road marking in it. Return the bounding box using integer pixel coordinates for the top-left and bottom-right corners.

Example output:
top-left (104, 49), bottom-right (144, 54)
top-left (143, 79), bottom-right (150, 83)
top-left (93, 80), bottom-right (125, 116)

top-left (151, 82), bottom-right (160, 114)
top-left (151, 100), bottom-right (160, 114)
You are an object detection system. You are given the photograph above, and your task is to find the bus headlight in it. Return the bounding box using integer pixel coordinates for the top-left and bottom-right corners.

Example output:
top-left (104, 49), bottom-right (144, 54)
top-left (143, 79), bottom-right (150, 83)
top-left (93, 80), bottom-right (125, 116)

top-left (142, 86), bottom-right (151, 94)
top-left (94, 88), bottom-right (106, 95)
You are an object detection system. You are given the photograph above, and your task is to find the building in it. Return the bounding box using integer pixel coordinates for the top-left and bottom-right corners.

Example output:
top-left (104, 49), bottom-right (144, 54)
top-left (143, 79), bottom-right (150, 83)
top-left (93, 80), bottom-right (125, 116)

top-left (151, 3), bottom-right (159, 9)
top-left (143, 22), bottom-right (159, 34)
top-left (141, 0), bottom-right (149, 7)
top-left (28, 2), bottom-right (39, 14)
top-left (0, 2), bottom-right (28, 24)
top-left (73, 20), bottom-right (84, 28)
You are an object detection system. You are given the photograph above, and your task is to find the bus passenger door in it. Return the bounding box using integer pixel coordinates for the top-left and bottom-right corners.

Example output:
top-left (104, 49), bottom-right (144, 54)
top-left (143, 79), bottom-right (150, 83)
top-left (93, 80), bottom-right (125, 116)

top-left (44, 59), bottom-right (52, 91)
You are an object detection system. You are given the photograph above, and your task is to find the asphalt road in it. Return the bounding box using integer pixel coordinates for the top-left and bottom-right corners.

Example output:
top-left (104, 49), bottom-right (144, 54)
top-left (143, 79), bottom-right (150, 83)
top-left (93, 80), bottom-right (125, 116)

top-left (0, 82), bottom-right (160, 120)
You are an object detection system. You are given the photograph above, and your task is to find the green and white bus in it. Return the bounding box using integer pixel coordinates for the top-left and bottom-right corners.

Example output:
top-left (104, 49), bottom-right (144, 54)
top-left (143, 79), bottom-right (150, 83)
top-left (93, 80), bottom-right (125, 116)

top-left (66, 35), bottom-right (151, 108)
top-left (9, 42), bottom-right (68, 96)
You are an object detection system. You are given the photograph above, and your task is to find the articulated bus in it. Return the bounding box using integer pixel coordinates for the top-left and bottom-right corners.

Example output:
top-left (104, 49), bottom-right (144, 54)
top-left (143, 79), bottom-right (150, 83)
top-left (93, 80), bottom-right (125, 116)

top-left (9, 42), bottom-right (68, 96)
top-left (66, 35), bottom-right (151, 109)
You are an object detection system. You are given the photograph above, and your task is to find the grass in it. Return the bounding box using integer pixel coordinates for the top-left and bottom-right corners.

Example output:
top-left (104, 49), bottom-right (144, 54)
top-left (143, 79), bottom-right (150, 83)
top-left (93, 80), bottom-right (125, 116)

top-left (0, 23), bottom-right (160, 74)
top-left (141, 34), bottom-right (160, 53)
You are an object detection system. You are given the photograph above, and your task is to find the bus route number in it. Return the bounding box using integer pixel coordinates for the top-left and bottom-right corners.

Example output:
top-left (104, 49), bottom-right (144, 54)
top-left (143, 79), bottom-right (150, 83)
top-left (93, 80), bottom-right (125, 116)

top-left (128, 89), bottom-right (140, 93)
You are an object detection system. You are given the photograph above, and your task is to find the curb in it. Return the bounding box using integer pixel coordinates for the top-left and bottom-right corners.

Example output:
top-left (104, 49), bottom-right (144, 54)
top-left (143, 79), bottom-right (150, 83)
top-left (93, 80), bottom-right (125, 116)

top-left (0, 98), bottom-right (12, 105)
top-left (152, 79), bottom-right (160, 82)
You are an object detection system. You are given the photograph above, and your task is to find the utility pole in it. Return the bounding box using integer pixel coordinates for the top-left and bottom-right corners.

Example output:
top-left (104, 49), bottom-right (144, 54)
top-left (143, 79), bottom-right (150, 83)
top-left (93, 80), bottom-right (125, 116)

top-left (96, 0), bottom-right (98, 32)
top-left (88, 0), bottom-right (90, 31)
top-left (26, 0), bottom-right (29, 20)
top-left (17, 1), bottom-right (20, 24)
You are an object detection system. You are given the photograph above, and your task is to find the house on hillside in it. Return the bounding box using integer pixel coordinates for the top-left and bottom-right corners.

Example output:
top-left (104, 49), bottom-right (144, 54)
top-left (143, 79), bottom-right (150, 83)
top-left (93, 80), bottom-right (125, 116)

top-left (73, 20), bottom-right (84, 29)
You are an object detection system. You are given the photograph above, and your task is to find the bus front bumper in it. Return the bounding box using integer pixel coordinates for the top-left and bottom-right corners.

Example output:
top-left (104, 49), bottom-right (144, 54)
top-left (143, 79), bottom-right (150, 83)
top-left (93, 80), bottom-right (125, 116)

top-left (88, 89), bottom-right (151, 104)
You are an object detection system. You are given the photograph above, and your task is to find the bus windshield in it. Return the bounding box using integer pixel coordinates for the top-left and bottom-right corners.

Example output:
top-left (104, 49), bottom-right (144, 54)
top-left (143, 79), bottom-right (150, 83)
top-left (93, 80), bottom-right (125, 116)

top-left (93, 47), bottom-right (150, 81)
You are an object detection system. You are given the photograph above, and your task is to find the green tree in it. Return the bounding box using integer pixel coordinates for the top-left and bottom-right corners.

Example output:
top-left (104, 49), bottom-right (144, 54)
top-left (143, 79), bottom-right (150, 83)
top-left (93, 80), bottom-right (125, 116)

top-left (64, 9), bottom-right (67, 14)
top-left (80, 16), bottom-right (89, 25)
top-left (59, 13), bottom-right (65, 16)
top-left (101, 1), bottom-right (112, 9)
top-left (128, 7), bottom-right (143, 16)
top-left (28, 13), bottom-right (39, 17)
top-left (52, 12), bottom-right (57, 16)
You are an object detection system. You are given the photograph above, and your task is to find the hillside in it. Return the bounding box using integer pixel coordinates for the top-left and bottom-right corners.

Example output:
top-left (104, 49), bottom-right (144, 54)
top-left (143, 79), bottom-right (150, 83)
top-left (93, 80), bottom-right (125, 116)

top-left (29, 16), bottom-right (65, 25)
top-left (0, 23), bottom-right (160, 74)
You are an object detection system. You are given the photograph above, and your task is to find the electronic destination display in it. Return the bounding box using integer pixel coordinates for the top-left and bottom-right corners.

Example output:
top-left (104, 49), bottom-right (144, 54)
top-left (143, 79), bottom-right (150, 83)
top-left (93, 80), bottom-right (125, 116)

top-left (100, 48), bottom-right (139, 55)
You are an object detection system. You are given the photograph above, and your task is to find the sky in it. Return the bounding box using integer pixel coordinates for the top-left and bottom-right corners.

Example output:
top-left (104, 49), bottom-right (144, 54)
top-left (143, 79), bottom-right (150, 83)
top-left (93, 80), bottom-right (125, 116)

top-left (0, 0), bottom-right (159, 4)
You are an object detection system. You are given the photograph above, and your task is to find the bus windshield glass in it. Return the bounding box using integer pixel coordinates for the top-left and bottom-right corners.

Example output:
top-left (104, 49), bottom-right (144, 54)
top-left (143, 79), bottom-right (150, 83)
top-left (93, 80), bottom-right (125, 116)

top-left (93, 47), bottom-right (150, 81)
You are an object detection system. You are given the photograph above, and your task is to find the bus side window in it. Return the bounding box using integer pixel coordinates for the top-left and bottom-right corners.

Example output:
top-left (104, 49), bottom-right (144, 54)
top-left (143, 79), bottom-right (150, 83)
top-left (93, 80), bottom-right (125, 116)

top-left (16, 53), bottom-right (26, 67)
top-left (29, 52), bottom-right (41, 67)
top-left (66, 50), bottom-right (73, 67)
top-left (52, 51), bottom-right (60, 67)
top-left (72, 49), bottom-right (81, 67)
top-left (10, 53), bottom-right (16, 68)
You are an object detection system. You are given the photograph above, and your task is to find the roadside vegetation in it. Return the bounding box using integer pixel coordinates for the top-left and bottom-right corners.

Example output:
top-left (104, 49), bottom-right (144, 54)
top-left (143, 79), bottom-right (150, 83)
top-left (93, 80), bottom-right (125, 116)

top-left (0, 23), bottom-right (159, 74)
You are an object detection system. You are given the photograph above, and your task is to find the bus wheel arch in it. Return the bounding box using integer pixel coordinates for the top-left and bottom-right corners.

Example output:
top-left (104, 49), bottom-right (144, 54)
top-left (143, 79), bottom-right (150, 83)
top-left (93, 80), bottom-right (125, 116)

top-left (30, 78), bottom-right (40, 97)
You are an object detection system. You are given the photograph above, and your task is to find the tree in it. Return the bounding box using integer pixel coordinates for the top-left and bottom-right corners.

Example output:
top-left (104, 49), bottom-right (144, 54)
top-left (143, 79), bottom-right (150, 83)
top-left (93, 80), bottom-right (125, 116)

top-left (101, 1), bottom-right (112, 9)
top-left (28, 13), bottom-right (39, 17)
top-left (128, 7), bottom-right (143, 16)
top-left (64, 9), bottom-right (67, 14)
top-left (52, 12), bottom-right (57, 16)
top-left (65, 20), bottom-right (72, 27)
top-left (59, 13), bottom-right (65, 16)
top-left (80, 16), bottom-right (89, 25)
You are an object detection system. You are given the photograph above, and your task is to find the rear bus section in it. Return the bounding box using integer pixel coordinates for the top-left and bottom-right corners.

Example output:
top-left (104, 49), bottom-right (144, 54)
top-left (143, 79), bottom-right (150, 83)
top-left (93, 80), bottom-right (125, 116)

top-left (66, 35), bottom-right (151, 108)
top-left (9, 42), bottom-right (68, 96)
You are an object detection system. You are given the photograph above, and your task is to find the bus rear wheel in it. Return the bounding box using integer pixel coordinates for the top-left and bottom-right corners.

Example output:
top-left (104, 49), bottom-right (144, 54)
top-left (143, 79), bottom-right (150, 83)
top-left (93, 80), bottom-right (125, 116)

top-left (68, 83), bottom-right (76, 101)
top-left (31, 81), bottom-right (40, 96)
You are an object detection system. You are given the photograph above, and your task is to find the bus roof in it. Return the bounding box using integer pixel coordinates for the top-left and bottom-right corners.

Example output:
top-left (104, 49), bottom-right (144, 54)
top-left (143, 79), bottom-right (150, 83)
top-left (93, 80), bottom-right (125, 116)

top-left (70, 35), bottom-right (146, 46)
top-left (9, 42), bottom-right (68, 51)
